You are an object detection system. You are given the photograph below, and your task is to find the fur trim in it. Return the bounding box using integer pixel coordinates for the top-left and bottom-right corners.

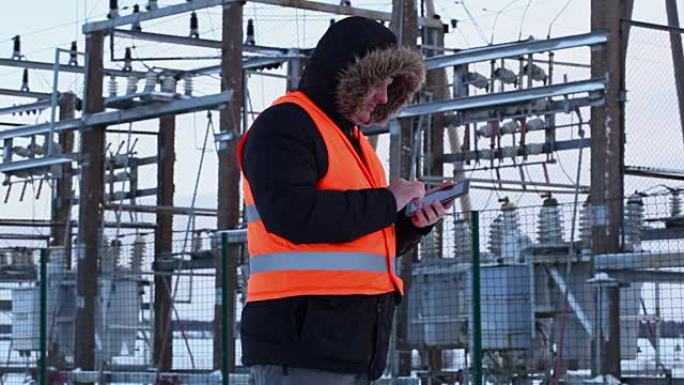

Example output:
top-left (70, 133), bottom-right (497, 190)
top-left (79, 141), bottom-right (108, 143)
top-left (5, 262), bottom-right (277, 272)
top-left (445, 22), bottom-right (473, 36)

top-left (336, 46), bottom-right (425, 125)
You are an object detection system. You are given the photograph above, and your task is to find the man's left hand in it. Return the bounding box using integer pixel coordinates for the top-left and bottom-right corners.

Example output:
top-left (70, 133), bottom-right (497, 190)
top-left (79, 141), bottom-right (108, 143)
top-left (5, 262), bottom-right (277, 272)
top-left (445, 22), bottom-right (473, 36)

top-left (410, 182), bottom-right (456, 228)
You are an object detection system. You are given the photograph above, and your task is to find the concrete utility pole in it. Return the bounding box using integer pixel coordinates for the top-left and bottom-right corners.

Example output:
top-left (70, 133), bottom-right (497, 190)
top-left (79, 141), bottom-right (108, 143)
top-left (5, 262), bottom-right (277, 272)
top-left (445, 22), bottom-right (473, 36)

top-left (153, 115), bottom-right (175, 371)
top-left (389, 0), bottom-right (418, 377)
top-left (665, 0), bottom-right (684, 151)
top-left (215, 1), bottom-right (243, 371)
top-left (51, 92), bottom-right (76, 268)
top-left (590, 0), bottom-right (629, 378)
top-left (75, 31), bottom-right (105, 385)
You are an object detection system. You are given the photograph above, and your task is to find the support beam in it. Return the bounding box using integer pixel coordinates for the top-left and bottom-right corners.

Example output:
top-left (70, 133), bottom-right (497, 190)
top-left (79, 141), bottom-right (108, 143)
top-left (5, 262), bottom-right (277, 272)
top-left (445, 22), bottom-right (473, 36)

top-left (0, 91), bottom-right (232, 141)
top-left (590, 0), bottom-right (628, 378)
top-left (0, 58), bottom-right (144, 78)
top-left (250, 0), bottom-right (441, 29)
top-left (389, 0), bottom-right (418, 377)
top-left (154, 115), bottom-right (174, 371)
top-left (75, 31), bottom-right (105, 385)
top-left (215, 2), bottom-right (242, 372)
top-left (665, 0), bottom-right (684, 153)
top-left (51, 93), bottom-right (76, 268)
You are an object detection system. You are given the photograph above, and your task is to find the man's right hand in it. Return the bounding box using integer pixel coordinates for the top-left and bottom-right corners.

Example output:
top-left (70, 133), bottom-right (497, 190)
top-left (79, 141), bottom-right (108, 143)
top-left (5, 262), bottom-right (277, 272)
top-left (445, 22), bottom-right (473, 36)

top-left (387, 179), bottom-right (425, 212)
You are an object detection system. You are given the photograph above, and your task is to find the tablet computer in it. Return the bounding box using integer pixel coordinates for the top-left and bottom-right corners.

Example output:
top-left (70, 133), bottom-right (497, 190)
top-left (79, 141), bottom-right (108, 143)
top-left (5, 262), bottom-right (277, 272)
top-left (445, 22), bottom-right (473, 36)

top-left (405, 179), bottom-right (470, 216)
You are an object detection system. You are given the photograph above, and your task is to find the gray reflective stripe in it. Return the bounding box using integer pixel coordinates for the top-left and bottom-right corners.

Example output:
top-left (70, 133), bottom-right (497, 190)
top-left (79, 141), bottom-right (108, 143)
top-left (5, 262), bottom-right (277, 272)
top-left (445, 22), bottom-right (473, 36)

top-left (245, 204), bottom-right (261, 223)
top-left (250, 252), bottom-right (390, 273)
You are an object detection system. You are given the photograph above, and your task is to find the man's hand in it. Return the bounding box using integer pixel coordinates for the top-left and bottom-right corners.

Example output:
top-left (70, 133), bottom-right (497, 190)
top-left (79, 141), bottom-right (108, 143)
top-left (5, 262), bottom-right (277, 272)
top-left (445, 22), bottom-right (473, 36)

top-left (410, 182), bottom-right (455, 228)
top-left (388, 179), bottom-right (425, 212)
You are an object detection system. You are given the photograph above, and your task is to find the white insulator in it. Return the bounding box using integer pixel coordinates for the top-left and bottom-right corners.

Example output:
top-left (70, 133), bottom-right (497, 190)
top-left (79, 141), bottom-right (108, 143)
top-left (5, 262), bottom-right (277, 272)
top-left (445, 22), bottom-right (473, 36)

top-left (101, 238), bottom-right (120, 274)
top-left (526, 143), bottom-right (544, 155)
top-left (501, 145), bottom-right (519, 159)
top-left (143, 70), bottom-right (157, 92)
top-left (27, 143), bottom-right (45, 156)
top-left (161, 76), bottom-right (177, 93)
top-left (453, 217), bottom-right (472, 262)
top-left (420, 231), bottom-right (438, 259)
top-left (464, 72), bottom-right (489, 90)
top-left (493, 66), bottom-right (517, 85)
top-left (108, 76), bottom-right (118, 97)
top-left (671, 190), bottom-right (681, 217)
top-left (624, 193), bottom-right (644, 252)
top-left (500, 202), bottom-right (529, 262)
top-left (12, 146), bottom-right (30, 158)
top-left (501, 120), bottom-right (519, 135)
top-left (579, 201), bottom-right (593, 255)
top-left (538, 196), bottom-right (564, 246)
top-left (524, 63), bottom-right (547, 82)
top-left (192, 231), bottom-right (203, 252)
top-left (183, 75), bottom-right (194, 96)
top-left (488, 214), bottom-right (503, 258)
top-left (526, 117), bottom-right (545, 131)
top-left (477, 122), bottom-right (496, 138)
top-left (131, 235), bottom-right (146, 274)
top-left (126, 74), bottom-right (138, 95)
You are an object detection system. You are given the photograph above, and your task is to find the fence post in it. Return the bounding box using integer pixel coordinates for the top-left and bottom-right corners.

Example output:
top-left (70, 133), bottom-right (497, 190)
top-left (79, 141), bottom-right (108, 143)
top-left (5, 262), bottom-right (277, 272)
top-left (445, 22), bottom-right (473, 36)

top-left (221, 232), bottom-right (230, 385)
top-left (40, 248), bottom-right (48, 385)
top-left (470, 211), bottom-right (482, 385)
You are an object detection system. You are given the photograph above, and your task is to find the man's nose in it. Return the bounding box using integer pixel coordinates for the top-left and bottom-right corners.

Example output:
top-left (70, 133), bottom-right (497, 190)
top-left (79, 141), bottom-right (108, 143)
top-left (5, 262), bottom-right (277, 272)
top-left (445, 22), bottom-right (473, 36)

top-left (376, 85), bottom-right (389, 104)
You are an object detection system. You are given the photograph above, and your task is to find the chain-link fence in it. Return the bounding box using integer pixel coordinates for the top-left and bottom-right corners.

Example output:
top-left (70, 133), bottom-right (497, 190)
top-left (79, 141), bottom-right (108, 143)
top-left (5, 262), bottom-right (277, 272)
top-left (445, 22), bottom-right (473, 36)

top-left (6, 192), bottom-right (684, 385)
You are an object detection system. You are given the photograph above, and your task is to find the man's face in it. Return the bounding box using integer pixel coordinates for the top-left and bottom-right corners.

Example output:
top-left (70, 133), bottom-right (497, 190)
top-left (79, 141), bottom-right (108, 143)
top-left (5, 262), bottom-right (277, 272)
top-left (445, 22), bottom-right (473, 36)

top-left (351, 77), bottom-right (393, 126)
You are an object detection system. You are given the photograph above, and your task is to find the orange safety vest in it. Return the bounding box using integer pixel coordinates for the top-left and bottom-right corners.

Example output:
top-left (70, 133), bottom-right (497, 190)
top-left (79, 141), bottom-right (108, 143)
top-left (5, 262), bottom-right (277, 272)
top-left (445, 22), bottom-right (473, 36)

top-left (237, 91), bottom-right (403, 302)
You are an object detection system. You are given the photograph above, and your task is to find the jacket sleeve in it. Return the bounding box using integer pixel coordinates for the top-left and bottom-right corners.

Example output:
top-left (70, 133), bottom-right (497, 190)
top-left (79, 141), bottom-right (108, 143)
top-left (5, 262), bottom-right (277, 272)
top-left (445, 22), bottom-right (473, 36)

top-left (394, 210), bottom-right (433, 256)
top-left (241, 104), bottom-right (398, 244)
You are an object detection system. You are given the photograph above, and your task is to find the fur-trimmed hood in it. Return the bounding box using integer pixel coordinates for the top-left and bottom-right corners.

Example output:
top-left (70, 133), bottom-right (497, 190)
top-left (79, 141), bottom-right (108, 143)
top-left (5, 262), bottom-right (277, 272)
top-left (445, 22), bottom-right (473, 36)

top-left (298, 17), bottom-right (425, 128)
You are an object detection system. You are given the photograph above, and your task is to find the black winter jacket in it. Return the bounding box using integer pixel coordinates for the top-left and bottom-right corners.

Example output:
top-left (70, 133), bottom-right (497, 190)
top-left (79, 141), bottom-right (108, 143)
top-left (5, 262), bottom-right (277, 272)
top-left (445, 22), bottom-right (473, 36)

top-left (239, 16), bottom-right (428, 380)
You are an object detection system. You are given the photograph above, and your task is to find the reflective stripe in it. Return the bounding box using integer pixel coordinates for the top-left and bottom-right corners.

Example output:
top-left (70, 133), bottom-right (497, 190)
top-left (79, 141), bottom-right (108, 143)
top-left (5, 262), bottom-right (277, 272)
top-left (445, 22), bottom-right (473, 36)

top-left (250, 252), bottom-right (390, 273)
top-left (245, 204), bottom-right (261, 223)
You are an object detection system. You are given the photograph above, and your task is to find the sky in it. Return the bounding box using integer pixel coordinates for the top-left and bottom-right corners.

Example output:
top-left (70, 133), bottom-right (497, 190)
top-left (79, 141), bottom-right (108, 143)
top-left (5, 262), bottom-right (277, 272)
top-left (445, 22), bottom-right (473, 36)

top-left (0, 0), bottom-right (682, 250)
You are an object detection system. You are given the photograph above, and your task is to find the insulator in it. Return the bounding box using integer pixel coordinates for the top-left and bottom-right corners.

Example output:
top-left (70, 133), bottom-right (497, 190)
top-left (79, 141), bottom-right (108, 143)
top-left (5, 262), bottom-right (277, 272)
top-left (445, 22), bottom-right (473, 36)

top-left (101, 237), bottom-right (120, 273)
top-left (493, 67), bottom-right (517, 85)
top-left (453, 217), bottom-right (472, 262)
top-left (183, 75), bottom-right (194, 96)
top-left (189, 12), bottom-right (199, 39)
top-left (488, 214), bottom-right (503, 258)
top-left (192, 231), bottom-right (203, 252)
top-left (624, 192), bottom-right (644, 252)
top-left (245, 19), bottom-right (256, 45)
top-left (123, 47), bottom-right (133, 72)
top-left (126, 74), bottom-right (139, 94)
top-left (12, 146), bottom-right (30, 158)
top-left (526, 143), bottom-right (544, 155)
top-left (27, 142), bottom-right (45, 156)
top-left (477, 122), bottom-right (496, 137)
top-left (450, 19), bottom-right (458, 29)
top-left (131, 235), bottom-right (146, 274)
top-left (579, 200), bottom-right (592, 255)
top-left (146, 0), bottom-right (158, 11)
top-left (143, 69), bottom-right (157, 92)
top-left (538, 196), bottom-right (564, 246)
top-left (330, 19), bottom-right (336, 27)
top-left (108, 0), bottom-right (120, 19)
top-left (420, 231), bottom-right (438, 259)
top-left (132, 4), bottom-right (142, 32)
top-left (161, 76), bottom-right (177, 93)
top-left (464, 72), bottom-right (489, 90)
top-left (108, 76), bottom-right (118, 97)
top-left (478, 148), bottom-right (493, 160)
top-left (68, 41), bottom-right (78, 66)
top-left (523, 63), bottom-right (547, 83)
top-left (12, 248), bottom-right (33, 267)
top-left (339, 0), bottom-right (351, 6)
top-left (500, 200), bottom-right (527, 262)
top-left (500, 145), bottom-right (519, 158)
top-left (11, 35), bottom-right (21, 60)
top-left (526, 117), bottom-right (545, 131)
top-left (20, 68), bottom-right (29, 92)
top-left (671, 190), bottom-right (681, 217)
top-left (501, 120), bottom-right (519, 135)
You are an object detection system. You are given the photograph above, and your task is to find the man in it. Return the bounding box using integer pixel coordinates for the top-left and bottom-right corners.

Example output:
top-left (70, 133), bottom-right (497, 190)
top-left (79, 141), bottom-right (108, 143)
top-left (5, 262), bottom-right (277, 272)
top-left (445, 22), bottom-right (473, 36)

top-left (237, 16), bottom-right (451, 385)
